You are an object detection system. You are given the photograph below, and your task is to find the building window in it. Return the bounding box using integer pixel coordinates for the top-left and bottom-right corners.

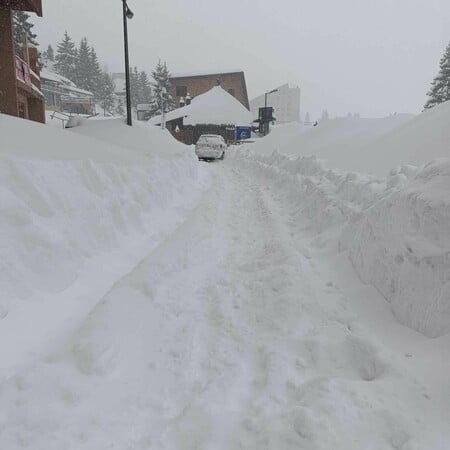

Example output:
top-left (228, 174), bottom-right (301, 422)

top-left (44, 91), bottom-right (55, 106)
top-left (228, 89), bottom-right (235, 97)
top-left (176, 85), bottom-right (187, 97)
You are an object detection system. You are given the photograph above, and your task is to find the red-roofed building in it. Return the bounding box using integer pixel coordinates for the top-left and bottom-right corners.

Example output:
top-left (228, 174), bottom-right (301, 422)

top-left (0, 0), bottom-right (45, 123)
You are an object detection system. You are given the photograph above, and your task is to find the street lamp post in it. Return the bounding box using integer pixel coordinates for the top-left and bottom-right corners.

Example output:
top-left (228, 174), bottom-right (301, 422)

top-left (122, 0), bottom-right (134, 126)
top-left (265, 88), bottom-right (278, 108)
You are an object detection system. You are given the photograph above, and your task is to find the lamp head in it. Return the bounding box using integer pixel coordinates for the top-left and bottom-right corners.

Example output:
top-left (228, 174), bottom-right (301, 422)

top-left (126, 7), bottom-right (134, 19)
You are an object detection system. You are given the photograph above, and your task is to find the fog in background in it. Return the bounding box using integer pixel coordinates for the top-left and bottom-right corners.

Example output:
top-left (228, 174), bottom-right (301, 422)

top-left (34, 0), bottom-right (450, 119)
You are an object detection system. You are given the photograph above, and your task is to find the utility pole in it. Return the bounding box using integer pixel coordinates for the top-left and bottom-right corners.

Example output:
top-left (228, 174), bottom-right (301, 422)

top-left (122, 0), bottom-right (134, 126)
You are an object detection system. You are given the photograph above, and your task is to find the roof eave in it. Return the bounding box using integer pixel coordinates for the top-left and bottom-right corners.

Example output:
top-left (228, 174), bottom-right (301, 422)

top-left (0, 0), bottom-right (43, 16)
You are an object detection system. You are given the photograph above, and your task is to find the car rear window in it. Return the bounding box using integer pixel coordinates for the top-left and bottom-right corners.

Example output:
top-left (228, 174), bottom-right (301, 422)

top-left (198, 136), bottom-right (224, 145)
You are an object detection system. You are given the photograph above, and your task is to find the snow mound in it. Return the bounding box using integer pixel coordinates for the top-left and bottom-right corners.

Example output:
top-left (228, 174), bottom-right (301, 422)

top-left (236, 103), bottom-right (450, 337)
top-left (0, 113), bottom-right (208, 376)
top-left (356, 100), bottom-right (450, 175)
top-left (251, 102), bottom-right (450, 175)
top-left (343, 159), bottom-right (450, 337)
top-left (251, 114), bottom-right (414, 174)
top-left (236, 146), bottom-right (450, 337)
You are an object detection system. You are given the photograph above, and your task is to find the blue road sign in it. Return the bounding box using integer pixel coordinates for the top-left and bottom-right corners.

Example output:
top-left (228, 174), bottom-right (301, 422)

top-left (236, 126), bottom-right (252, 140)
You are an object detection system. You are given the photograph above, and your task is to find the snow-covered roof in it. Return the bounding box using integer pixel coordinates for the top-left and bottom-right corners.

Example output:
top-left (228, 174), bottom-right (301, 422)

top-left (41, 68), bottom-right (76, 87)
top-left (65, 85), bottom-right (93, 97)
top-left (170, 69), bottom-right (243, 79)
top-left (148, 86), bottom-right (252, 126)
top-left (40, 68), bottom-right (93, 97)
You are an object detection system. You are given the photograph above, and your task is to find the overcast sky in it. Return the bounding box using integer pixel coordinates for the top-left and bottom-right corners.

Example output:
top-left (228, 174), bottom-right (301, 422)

top-left (34, 0), bottom-right (450, 119)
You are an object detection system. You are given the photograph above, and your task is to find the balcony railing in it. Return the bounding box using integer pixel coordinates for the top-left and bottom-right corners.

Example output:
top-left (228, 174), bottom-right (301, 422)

top-left (15, 55), bottom-right (31, 86)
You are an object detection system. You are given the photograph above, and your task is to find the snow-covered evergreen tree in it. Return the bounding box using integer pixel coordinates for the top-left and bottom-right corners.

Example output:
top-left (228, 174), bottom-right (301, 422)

top-left (304, 112), bottom-right (311, 124)
top-left (149, 60), bottom-right (175, 117)
top-left (72, 38), bottom-right (103, 99)
top-left (88, 47), bottom-right (103, 100)
top-left (41, 44), bottom-right (55, 67)
top-left (424, 41), bottom-right (450, 110)
top-left (115, 95), bottom-right (125, 117)
top-left (54, 32), bottom-right (77, 80)
top-left (138, 71), bottom-right (152, 104)
top-left (127, 67), bottom-right (152, 109)
top-left (46, 44), bottom-right (55, 61)
top-left (321, 109), bottom-right (329, 120)
top-left (130, 66), bottom-right (140, 109)
top-left (13, 11), bottom-right (38, 52)
top-left (99, 71), bottom-right (116, 115)
top-left (73, 37), bottom-right (90, 90)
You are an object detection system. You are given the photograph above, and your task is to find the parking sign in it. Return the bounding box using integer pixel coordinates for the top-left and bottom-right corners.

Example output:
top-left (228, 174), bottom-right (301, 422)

top-left (236, 126), bottom-right (252, 140)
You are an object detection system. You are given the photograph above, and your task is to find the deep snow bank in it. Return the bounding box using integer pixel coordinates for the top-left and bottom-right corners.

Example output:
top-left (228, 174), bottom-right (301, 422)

top-left (251, 114), bottom-right (414, 175)
top-left (0, 114), bottom-right (206, 324)
top-left (240, 103), bottom-right (450, 337)
top-left (235, 149), bottom-right (450, 338)
top-left (342, 159), bottom-right (450, 337)
top-left (252, 102), bottom-right (450, 176)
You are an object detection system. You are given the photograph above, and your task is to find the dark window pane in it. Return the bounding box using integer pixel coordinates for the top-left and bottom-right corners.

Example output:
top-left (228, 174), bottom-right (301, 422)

top-left (176, 86), bottom-right (187, 97)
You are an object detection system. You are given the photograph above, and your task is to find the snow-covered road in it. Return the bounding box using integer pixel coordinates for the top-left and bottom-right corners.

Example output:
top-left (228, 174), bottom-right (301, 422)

top-left (1, 159), bottom-right (448, 449)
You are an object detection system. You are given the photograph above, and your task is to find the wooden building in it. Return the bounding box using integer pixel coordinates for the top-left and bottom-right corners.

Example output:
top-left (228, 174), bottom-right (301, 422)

top-left (148, 86), bottom-right (253, 145)
top-left (0, 0), bottom-right (45, 123)
top-left (41, 69), bottom-right (95, 115)
top-left (169, 70), bottom-right (249, 110)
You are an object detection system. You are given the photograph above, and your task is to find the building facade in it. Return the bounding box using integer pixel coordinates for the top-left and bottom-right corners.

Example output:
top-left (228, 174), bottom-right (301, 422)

top-left (41, 69), bottom-right (95, 115)
top-left (148, 86), bottom-right (252, 145)
top-left (0, 0), bottom-right (45, 123)
top-left (250, 83), bottom-right (301, 124)
top-left (169, 70), bottom-right (249, 110)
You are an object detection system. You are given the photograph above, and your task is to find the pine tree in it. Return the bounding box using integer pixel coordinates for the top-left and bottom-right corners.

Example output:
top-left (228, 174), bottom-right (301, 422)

top-left (115, 95), bottom-right (125, 117)
top-left (424, 41), bottom-right (450, 110)
top-left (54, 32), bottom-right (77, 80)
top-left (139, 71), bottom-right (152, 104)
top-left (88, 47), bottom-right (103, 100)
top-left (41, 44), bottom-right (55, 67)
top-left (321, 109), bottom-right (329, 120)
top-left (99, 71), bottom-right (116, 115)
top-left (13, 11), bottom-right (38, 52)
top-left (46, 44), bottom-right (55, 61)
top-left (149, 60), bottom-right (175, 117)
top-left (130, 66), bottom-right (140, 108)
top-left (72, 37), bottom-right (90, 90)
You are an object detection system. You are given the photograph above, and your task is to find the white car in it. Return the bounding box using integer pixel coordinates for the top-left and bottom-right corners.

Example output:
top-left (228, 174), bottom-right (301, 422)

top-left (195, 134), bottom-right (226, 161)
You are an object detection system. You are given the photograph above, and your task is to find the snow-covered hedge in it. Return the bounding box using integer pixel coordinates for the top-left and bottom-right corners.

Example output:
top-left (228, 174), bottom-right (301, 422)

top-left (236, 150), bottom-right (450, 338)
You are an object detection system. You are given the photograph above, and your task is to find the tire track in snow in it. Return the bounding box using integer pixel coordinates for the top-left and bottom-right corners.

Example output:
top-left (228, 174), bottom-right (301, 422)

top-left (0, 162), bottom-right (445, 449)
